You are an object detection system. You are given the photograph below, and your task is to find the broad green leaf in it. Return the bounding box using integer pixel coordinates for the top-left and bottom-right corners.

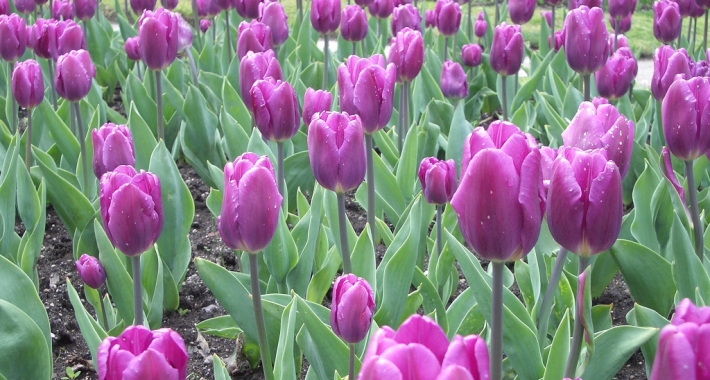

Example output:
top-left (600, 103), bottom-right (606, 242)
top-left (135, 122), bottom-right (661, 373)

top-left (626, 304), bottom-right (669, 374)
top-left (0, 300), bottom-right (51, 380)
top-left (197, 316), bottom-right (242, 339)
top-left (511, 50), bottom-right (554, 112)
top-left (543, 310), bottom-right (570, 380)
top-left (671, 211), bottom-right (710, 302)
top-left (95, 219), bottom-right (134, 325)
top-left (274, 298), bottom-right (298, 380)
top-left (127, 103), bottom-right (158, 171)
top-left (446, 102), bottom-right (474, 177)
top-left (67, 278), bottom-right (107, 369)
top-left (580, 326), bottom-right (657, 380)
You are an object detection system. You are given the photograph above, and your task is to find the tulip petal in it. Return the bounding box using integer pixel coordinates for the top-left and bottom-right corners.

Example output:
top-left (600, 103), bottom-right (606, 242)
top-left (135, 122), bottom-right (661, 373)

top-left (334, 282), bottom-right (373, 343)
top-left (461, 127), bottom-right (495, 176)
top-left (122, 348), bottom-right (180, 380)
top-left (102, 132), bottom-right (136, 177)
top-left (380, 343), bottom-right (442, 380)
top-left (650, 325), bottom-right (697, 380)
top-left (236, 165), bottom-right (282, 252)
top-left (517, 149), bottom-right (542, 259)
top-left (359, 357), bottom-right (404, 380)
top-left (308, 118), bottom-right (340, 191)
top-left (106, 183), bottom-right (159, 256)
top-left (354, 65), bottom-right (385, 131)
top-left (336, 116), bottom-right (366, 192)
top-left (583, 160), bottom-right (622, 255)
top-left (436, 365), bottom-right (474, 380)
top-left (546, 156), bottom-right (585, 255)
top-left (391, 313), bottom-right (450, 363)
top-left (364, 326), bottom-right (397, 359)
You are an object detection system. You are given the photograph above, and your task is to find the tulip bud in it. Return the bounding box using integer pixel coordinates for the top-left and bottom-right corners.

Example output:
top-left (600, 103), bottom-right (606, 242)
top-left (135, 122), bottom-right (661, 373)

top-left (124, 36), bottom-right (141, 61)
top-left (490, 22), bottom-right (524, 76)
top-left (549, 29), bottom-right (564, 51)
top-left (418, 157), bottom-right (457, 205)
top-left (562, 101), bottom-right (635, 178)
top-left (435, 0), bottom-right (461, 36)
top-left (337, 54), bottom-right (396, 134)
top-left (652, 45), bottom-right (691, 101)
top-left (138, 8), bottom-right (179, 71)
top-left (218, 153), bottom-right (282, 253)
top-left (453, 121), bottom-right (544, 262)
top-left (609, 0), bottom-right (634, 19)
top-left (237, 20), bottom-right (273, 60)
top-left (474, 11), bottom-right (487, 38)
top-left (55, 49), bottom-right (95, 102)
top-left (258, 0), bottom-right (288, 46)
top-left (541, 10), bottom-right (552, 27)
top-left (440, 335), bottom-right (490, 380)
top-left (393, 0), bottom-right (411, 6)
top-left (161, 0), bottom-right (178, 9)
top-left (92, 123), bottom-right (136, 179)
top-left (662, 76), bottom-right (710, 161)
top-left (650, 311), bottom-right (710, 379)
top-left (509, 0), bottom-right (536, 24)
top-left (330, 274), bottom-right (375, 344)
top-left (691, 1), bottom-right (705, 17)
top-left (661, 146), bottom-right (686, 204)
top-left (0, 0), bottom-right (7, 14)
top-left (211, 0), bottom-right (232, 11)
top-left (250, 78), bottom-right (300, 142)
top-left (130, 0), bottom-right (156, 13)
top-left (15, 0), bottom-right (35, 13)
top-left (341, 5), bottom-right (368, 42)
top-left (440, 60), bottom-right (468, 99)
top-left (392, 4), bottom-right (421, 34)
top-left (302, 87), bottom-right (332, 125)
top-left (200, 19), bottom-right (211, 33)
top-left (197, 0), bottom-right (221, 16)
top-left (0, 14), bottom-right (26, 62)
top-left (368, 0), bottom-right (394, 19)
top-left (594, 47), bottom-right (638, 101)
top-left (354, 0), bottom-right (372, 7)
top-left (564, 6), bottom-right (609, 75)
top-left (569, 0), bottom-right (601, 9)
top-left (52, 0), bottom-right (73, 20)
top-left (672, 0), bottom-right (694, 16)
top-left (48, 20), bottom-right (86, 60)
top-left (609, 13), bottom-right (632, 33)
top-left (608, 33), bottom-right (630, 51)
top-left (12, 59), bottom-right (44, 110)
top-left (425, 9), bottom-right (437, 28)
top-left (97, 325), bottom-right (188, 380)
top-left (461, 43), bottom-right (482, 67)
top-left (236, 0), bottom-right (262, 19)
top-left (547, 147), bottom-right (622, 256)
top-left (311, 0), bottom-right (341, 34)
top-left (75, 254), bottom-right (106, 289)
top-left (176, 15), bottom-right (193, 54)
top-left (654, 0), bottom-right (682, 44)
top-left (239, 50), bottom-right (283, 111)
top-left (387, 27), bottom-right (424, 82)
top-left (73, 0), bottom-right (96, 20)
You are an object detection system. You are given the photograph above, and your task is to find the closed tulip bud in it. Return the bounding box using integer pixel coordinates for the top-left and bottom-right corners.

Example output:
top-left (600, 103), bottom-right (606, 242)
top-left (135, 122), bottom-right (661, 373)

top-left (73, 0), bottom-right (96, 20)
top-left (440, 60), bottom-right (468, 99)
top-left (311, 0), bottom-right (340, 34)
top-left (0, 0), bottom-right (7, 14)
top-left (609, 0), bottom-right (634, 19)
top-left (92, 123), bottom-right (136, 179)
top-left (0, 14), bottom-right (26, 62)
top-left (435, 0), bottom-right (461, 36)
top-left (218, 153), bottom-right (282, 253)
top-left (97, 325), bottom-right (188, 380)
top-left (672, 0), bottom-right (694, 16)
top-left (650, 312), bottom-right (710, 379)
top-left (176, 15), bottom-right (193, 54)
top-left (341, 5), bottom-right (368, 42)
top-left (692, 1), bottom-right (705, 16)
top-left (337, 54), bottom-right (396, 134)
top-left (27, 18), bottom-right (52, 59)
top-left (211, 0), bottom-right (232, 11)
top-left (258, 0), bottom-right (288, 45)
top-left (461, 43), bottom-right (482, 67)
top-left (12, 59), bottom-right (44, 109)
top-left (15, 0), bottom-right (35, 13)
top-left (547, 147), bottom-right (622, 256)
top-left (161, 0), bottom-right (178, 9)
top-left (250, 78), bottom-right (300, 142)
top-left (661, 146), bottom-right (686, 204)
top-left (55, 49), bottom-right (95, 102)
top-left (453, 121), bottom-right (545, 262)
top-left (392, 4), bottom-right (421, 34)
top-left (48, 20), bottom-right (86, 60)
top-left (124, 36), bottom-right (141, 61)
top-left (594, 47), bottom-right (637, 101)
top-left (440, 335), bottom-right (490, 380)
top-left (654, 0), bottom-right (682, 43)
top-left (239, 50), bottom-right (282, 111)
top-left (368, 0), bottom-right (394, 19)
top-left (237, 20), bottom-right (273, 60)
top-left (549, 29), bottom-right (565, 51)
top-left (330, 274), bottom-right (375, 344)
top-left (138, 8), bottom-right (179, 71)
top-left (302, 87), bottom-right (332, 125)
top-left (393, 0), bottom-right (411, 6)
top-left (52, 0), bottom-right (73, 20)
top-left (474, 11), bottom-right (486, 37)
top-left (425, 9), bottom-right (437, 28)
top-left (652, 45), bottom-right (691, 101)
top-left (75, 254), bottom-right (106, 289)
top-left (609, 13), bottom-right (632, 32)
top-left (662, 76), bottom-right (710, 161)
top-left (569, 0), bottom-right (601, 9)
top-left (564, 6), bottom-right (609, 75)
top-left (236, 0), bottom-right (261, 19)
top-left (608, 33), bottom-right (630, 51)
top-left (541, 10), bottom-right (552, 27)
top-left (490, 22), bottom-right (524, 76)
top-left (563, 101), bottom-right (635, 178)
top-left (130, 0), bottom-right (156, 14)
top-left (509, 0), bottom-right (535, 24)
top-left (354, 0), bottom-right (372, 7)
top-left (418, 157), bottom-right (457, 205)
top-left (200, 19), bottom-right (211, 33)
top-left (387, 27), bottom-right (424, 82)
top-left (197, 0), bottom-right (221, 17)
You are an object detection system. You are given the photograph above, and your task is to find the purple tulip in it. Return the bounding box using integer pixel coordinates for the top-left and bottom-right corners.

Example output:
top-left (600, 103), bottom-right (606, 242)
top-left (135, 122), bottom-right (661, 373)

top-left (211, 0), bottom-right (232, 11)
top-left (354, 0), bottom-right (372, 8)
top-left (608, 33), bottom-right (630, 51)
top-left (609, 13), bottom-right (632, 33)
top-left (258, 0), bottom-right (288, 45)
top-left (692, 59), bottom-right (710, 77)
top-left (302, 87), bottom-right (332, 125)
top-left (176, 15), bottom-right (193, 54)
top-left (218, 153), bottom-right (282, 253)
top-left (341, 5), bottom-right (368, 42)
top-left (124, 36), bottom-right (141, 61)
top-left (654, 0), bottom-right (682, 44)
top-left (392, 4), bottom-right (421, 34)
top-left (130, 0), bottom-right (156, 14)
top-left (363, 314), bottom-right (450, 364)
top-left (48, 20), bottom-right (86, 60)
top-left (425, 9), bottom-right (437, 28)
top-left (200, 19), bottom-right (211, 33)
top-left (671, 0), bottom-right (694, 16)
top-left (337, 54), bottom-right (396, 134)
top-left (368, 0), bottom-right (394, 19)
top-left (161, 0), bottom-right (178, 9)
top-left (541, 10), bottom-right (552, 27)
top-left (440, 335), bottom-right (490, 380)
top-left (73, 0), bottom-right (96, 20)
top-left (197, 0), bottom-right (220, 16)
top-left (311, 0), bottom-right (340, 34)
top-left (239, 50), bottom-right (283, 111)
top-left (435, 0), bottom-right (461, 36)
top-left (564, 6), bottom-right (609, 75)
top-left (15, 0), bottom-right (35, 13)
top-left (387, 27), bottom-right (424, 82)
top-left (237, 20), bottom-right (273, 60)
top-left (509, 0), bottom-right (536, 24)
top-left (549, 29), bottom-right (565, 51)
top-left (0, 14), bottom-right (26, 62)
top-left (461, 43), bottom-right (482, 67)
top-left (97, 325), bottom-right (188, 380)
top-left (490, 22), bottom-right (524, 76)
top-left (0, 0), bottom-right (7, 14)
top-left (562, 101), bottom-right (635, 178)
top-left (453, 121), bottom-right (544, 262)
top-left (75, 254), bottom-right (106, 289)
top-left (55, 49), bottom-right (95, 102)
top-left (672, 298), bottom-right (710, 324)
top-left (691, 0), bottom-right (705, 16)
top-left (474, 11), bottom-right (486, 38)
top-left (12, 59), bottom-right (44, 109)
top-left (250, 78), bottom-right (300, 142)
top-left (418, 157), bottom-right (457, 205)
top-left (52, 0), bottom-right (73, 20)
top-left (92, 123), bottom-right (136, 179)
top-left (236, 0), bottom-right (262, 19)
top-left (393, 0), bottom-right (411, 6)
top-left (652, 45), bottom-right (691, 101)
top-left (661, 146), bottom-right (686, 204)
top-left (662, 76), bottom-right (710, 161)
top-left (440, 60), bottom-right (468, 99)
top-left (569, 0), bottom-right (601, 9)
top-left (609, 0), bottom-right (634, 19)
top-left (138, 8), bottom-right (179, 71)
top-left (330, 274), bottom-right (375, 344)
top-left (594, 47), bottom-right (637, 101)
top-left (547, 147), bottom-right (622, 256)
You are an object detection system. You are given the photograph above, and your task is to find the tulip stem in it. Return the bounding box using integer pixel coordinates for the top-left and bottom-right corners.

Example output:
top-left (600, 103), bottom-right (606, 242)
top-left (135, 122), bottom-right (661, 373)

top-left (444, 37), bottom-right (449, 62)
top-left (614, 18), bottom-right (619, 51)
top-left (404, 81), bottom-right (410, 142)
top-left (536, 247), bottom-right (568, 349)
top-left (692, 17), bottom-right (698, 54)
top-left (494, 0), bottom-right (499, 26)
top-left (687, 18), bottom-right (693, 49)
top-left (501, 75), bottom-right (508, 121)
top-left (467, 0), bottom-right (472, 41)
top-left (131, 255), bottom-right (144, 326)
top-left (277, 141), bottom-right (285, 204)
top-left (99, 288), bottom-right (110, 330)
top-left (72, 102), bottom-right (89, 196)
top-left (564, 255), bottom-right (590, 379)
top-left (490, 261), bottom-right (504, 380)
top-left (435, 204), bottom-right (443, 269)
top-left (704, 11), bottom-right (708, 53)
top-left (337, 192), bottom-right (353, 274)
top-left (297, 0), bottom-right (302, 22)
top-left (47, 60), bottom-right (57, 110)
top-left (225, 10), bottom-right (232, 64)
top-left (249, 253), bottom-right (275, 380)
top-left (361, 40), bottom-right (366, 56)
top-left (679, 18), bottom-right (683, 49)
top-left (348, 343), bottom-right (355, 380)
top-left (7, 62), bottom-right (16, 133)
top-left (398, 84), bottom-right (404, 152)
top-left (583, 74), bottom-right (591, 102)
top-left (365, 134), bottom-right (377, 246)
top-left (685, 160), bottom-right (705, 262)
top-left (137, 61), bottom-right (143, 81)
top-left (352, 42), bottom-right (356, 56)
top-left (323, 34), bottom-right (329, 90)
top-left (155, 70), bottom-right (164, 141)
top-left (185, 47), bottom-right (199, 86)
top-left (25, 111), bottom-right (31, 172)
top-left (551, 6), bottom-right (555, 47)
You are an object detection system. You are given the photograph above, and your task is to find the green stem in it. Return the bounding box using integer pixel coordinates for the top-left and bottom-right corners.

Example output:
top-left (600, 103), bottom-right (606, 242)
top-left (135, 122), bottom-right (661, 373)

top-left (490, 261), bottom-right (504, 380)
top-left (404, 81), bottom-right (410, 148)
top-left (25, 111), bottom-right (31, 172)
top-left (99, 287), bottom-right (110, 330)
top-left (467, 0), bottom-right (472, 41)
top-left (349, 343), bottom-right (356, 380)
top-left (352, 42), bottom-right (356, 56)
top-left (436, 205), bottom-right (442, 265)
top-left (48, 60), bottom-right (57, 110)
top-left (614, 17), bottom-right (619, 51)
top-left (7, 62), bottom-right (15, 133)
top-left (501, 75), bottom-right (508, 121)
top-left (679, 18), bottom-right (684, 48)
top-left (444, 36), bottom-right (449, 62)
top-left (73, 102), bottom-right (89, 196)
top-left (564, 255), bottom-right (590, 379)
top-left (155, 70), bottom-right (164, 141)
top-left (685, 160), bottom-right (704, 262)
top-left (337, 192), bottom-right (352, 274)
top-left (185, 48), bottom-right (199, 85)
top-left (583, 74), bottom-right (591, 102)
top-left (693, 16), bottom-right (698, 55)
top-left (704, 11), bottom-right (708, 53)
top-left (361, 40), bottom-right (366, 57)
top-left (551, 6), bottom-right (555, 46)
top-left (398, 83), bottom-right (404, 152)
top-left (323, 34), bottom-right (329, 90)
top-left (297, 0), bottom-right (302, 22)
top-left (131, 255), bottom-right (143, 326)
top-left (249, 253), bottom-right (275, 380)
top-left (536, 248), bottom-right (568, 349)
top-left (225, 10), bottom-right (232, 64)
top-left (495, 0), bottom-right (499, 26)
top-left (365, 134), bottom-right (376, 245)
top-left (277, 141), bottom-right (284, 204)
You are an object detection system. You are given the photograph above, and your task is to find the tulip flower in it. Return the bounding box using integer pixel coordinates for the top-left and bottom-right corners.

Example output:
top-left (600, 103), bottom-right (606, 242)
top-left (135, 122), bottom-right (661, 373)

top-left (302, 87), bottom-right (332, 125)
top-left (0, 0), bottom-right (7, 14)
top-left (672, 298), bottom-right (710, 324)
top-left (440, 60), bottom-right (468, 100)
top-left (53, 0), bottom-right (73, 19)
top-left (654, 0), bottom-right (682, 44)
top-left (474, 11), bottom-right (486, 38)
top-left (461, 43), bottom-right (482, 67)
top-left (74, 0), bottom-right (96, 20)
top-left (440, 335), bottom-right (490, 380)
top-left (594, 47), bottom-right (638, 101)
top-left (14, 0), bottom-right (35, 13)
top-left (435, 0), bottom-right (460, 60)
top-left (392, 4), bottom-right (421, 34)
top-left (609, 13), bottom-right (632, 35)
top-left (662, 76), bottom-right (710, 161)
top-left (608, 33), bottom-right (630, 51)
top-left (490, 22), bottom-right (523, 119)
top-left (239, 50), bottom-right (283, 111)
top-left (569, 0), bottom-right (601, 8)
top-left (341, 5), bottom-right (368, 45)
top-left (564, 6), bottom-right (609, 79)
top-left (330, 274), bottom-right (375, 344)
top-left (200, 19), bottom-right (211, 33)
top-left (652, 45), bottom-right (691, 101)
top-left (258, 0), bottom-right (288, 46)
top-left (354, 0), bottom-right (372, 8)
top-left (161, 0), bottom-right (177, 9)
top-left (124, 36), bottom-right (141, 62)
top-left (75, 253), bottom-right (106, 290)
top-left (387, 27), bottom-right (423, 83)
top-left (693, 60), bottom-right (710, 77)
top-left (250, 78), bottom-right (300, 143)
top-left (425, 9), bottom-right (436, 28)
top-left (92, 123), bottom-right (136, 179)
top-left (419, 157), bottom-right (457, 205)
top-left (509, 0), bottom-right (535, 25)
top-left (311, 0), bottom-right (340, 34)
top-left (338, 54), bottom-right (396, 134)
top-left (661, 146), bottom-right (686, 205)
top-left (237, 20), bottom-right (273, 60)
top-left (48, 20), bottom-right (86, 60)
top-left (97, 325), bottom-right (188, 380)
top-left (130, 0), bottom-right (156, 14)
top-left (197, 0), bottom-right (220, 17)
top-left (368, 0), bottom-right (394, 20)
top-left (236, 0), bottom-right (261, 19)
top-left (672, 0), bottom-right (694, 16)
top-left (609, 0), bottom-right (634, 19)
top-left (12, 59), bottom-right (43, 110)
top-left (0, 14), bottom-right (27, 62)
top-left (549, 29), bottom-right (565, 51)
top-left (138, 8), bottom-right (179, 71)
top-left (55, 49), bottom-right (94, 102)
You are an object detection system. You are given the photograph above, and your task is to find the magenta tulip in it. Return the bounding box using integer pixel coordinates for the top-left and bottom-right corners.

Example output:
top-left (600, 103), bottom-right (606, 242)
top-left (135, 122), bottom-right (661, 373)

top-left (608, 33), bottom-right (630, 51)
top-left (564, 6), bottom-right (609, 75)
top-left (14, 0), bottom-right (35, 13)
top-left (662, 76), bottom-right (710, 161)
top-left (594, 47), bottom-right (638, 101)
top-left (237, 20), bottom-right (273, 60)
top-left (200, 19), bottom-right (211, 33)
top-left (0, 14), bottom-right (26, 62)
top-left (652, 45), bottom-right (691, 101)
top-left (55, 49), bottom-right (95, 102)
top-left (425, 9), bottom-right (436, 28)
top-left (52, 0), bottom-right (73, 20)
top-left (75, 254), bottom-right (106, 289)
top-left (461, 44), bottom-right (482, 67)
top-left (609, 13), bottom-right (632, 33)
top-left (258, 0), bottom-right (288, 45)
top-left (418, 157), bottom-right (457, 205)
top-left (569, 0), bottom-right (601, 9)
top-left (440, 335), bottom-right (490, 380)
top-left (130, 0), bottom-right (156, 14)
top-left (341, 5), bottom-right (368, 42)
top-left (124, 36), bottom-right (141, 61)
top-left (662, 146), bottom-right (686, 204)
top-left (239, 50), bottom-right (282, 111)
top-left (236, 0), bottom-right (262, 19)
top-left (474, 11), bottom-right (486, 38)
top-left (392, 4), bottom-right (421, 34)
top-left (138, 8), bottom-right (179, 71)
top-left (368, 0), bottom-right (394, 19)
top-left (609, 0), bottom-right (635, 19)
top-left (330, 274), bottom-right (375, 344)
top-left (302, 87), bottom-right (332, 125)
top-left (387, 27), bottom-right (424, 82)
top-left (176, 15), bottom-right (193, 54)
top-left (490, 22), bottom-right (524, 76)
top-left (549, 29), bottom-right (565, 51)
top-left (654, 0), bottom-right (682, 44)
top-left (440, 60), bottom-right (468, 99)
top-left (12, 59), bottom-right (44, 109)
top-left (197, 0), bottom-right (220, 16)
top-left (73, 0), bottom-right (96, 20)
top-left (161, 0), bottom-right (178, 9)
top-left (0, 0), bottom-right (7, 14)
top-left (311, 0), bottom-right (340, 34)
top-left (92, 123), bottom-right (136, 179)
top-left (250, 78), bottom-right (300, 142)
top-left (435, 0), bottom-right (461, 36)
top-left (509, 0), bottom-right (536, 24)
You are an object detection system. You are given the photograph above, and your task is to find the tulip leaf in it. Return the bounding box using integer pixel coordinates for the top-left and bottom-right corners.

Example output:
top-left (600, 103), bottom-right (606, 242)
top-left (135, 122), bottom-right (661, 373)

top-left (127, 103), bottom-right (158, 171)
top-left (626, 304), bottom-right (669, 374)
top-left (35, 99), bottom-right (79, 169)
top-left (213, 355), bottom-right (232, 380)
top-left (590, 250), bottom-right (618, 298)
top-left (142, 248), bottom-right (164, 330)
top-left (670, 211), bottom-right (710, 303)
top-left (221, 108), bottom-right (250, 162)
top-left (287, 184), bottom-right (325, 296)
top-left (95, 219), bottom-right (135, 325)
top-left (580, 326), bottom-right (657, 380)
top-left (412, 64), bottom-right (445, 121)
top-left (562, 84), bottom-right (584, 121)
top-left (446, 102), bottom-right (474, 177)
top-left (543, 309), bottom-right (570, 380)
top-left (535, 92), bottom-right (566, 148)
top-left (126, 72), bottom-right (157, 134)
top-left (351, 225), bottom-right (376, 292)
top-left (515, 259), bottom-right (535, 313)
top-left (0, 299), bottom-right (52, 380)
top-left (197, 316), bottom-right (243, 340)
top-left (413, 267), bottom-right (448, 333)
top-left (67, 278), bottom-right (107, 369)
top-left (396, 123), bottom-right (420, 203)
top-left (306, 246), bottom-right (341, 305)
top-left (263, 211), bottom-right (299, 286)
top-left (274, 297), bottom-right (298, 380)
top-left (0, 139), bottom-right (18, 262)
top-left (284, 151), bottom-right (315, 214)
top-left (446, 288), bottom-right (485, 339)
top-left (631, 163), bottom-right (661, 251)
